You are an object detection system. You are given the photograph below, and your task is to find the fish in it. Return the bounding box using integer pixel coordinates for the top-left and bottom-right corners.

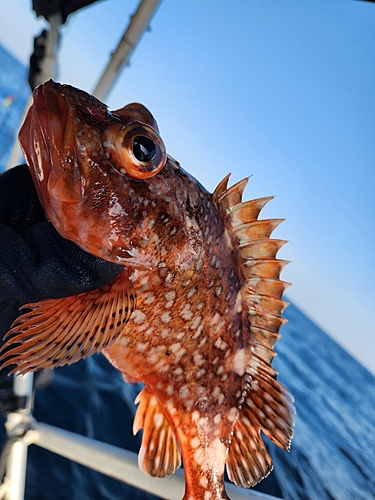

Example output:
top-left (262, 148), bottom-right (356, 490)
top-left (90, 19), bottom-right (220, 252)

top-left (0, 80), bottom-right (295, 500)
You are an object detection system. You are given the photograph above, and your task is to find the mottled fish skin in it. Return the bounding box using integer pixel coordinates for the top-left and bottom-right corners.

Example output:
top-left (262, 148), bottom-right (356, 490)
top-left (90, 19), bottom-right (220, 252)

top-left (104, 159), bottom-right (245, 498)
top-left (1, 81), bottom-right (295, 500)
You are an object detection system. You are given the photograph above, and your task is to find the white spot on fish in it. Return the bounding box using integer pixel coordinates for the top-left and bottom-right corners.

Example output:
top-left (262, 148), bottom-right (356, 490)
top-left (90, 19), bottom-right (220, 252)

top-left (190, 315), bottom-right (202, 331)
top-left (180, 385), bottom-right (189, 399)
top-left (156, 358), bottom-right (168, 372)
top-left (194, 448), bottom-right (204, 465)
top-left (174, 347), bottom-right (186, 364)
top-left (194, 353), bottom-right (204, 366)
top-left (180, 304), bottom-right (193, 320)
top-left (214, 337), bottom-right (228, 351)
top-left (185, 399), bottom-right (194, 410)
top-left (200, 476), bottom-right (208, 488)
top-left (190, 437), bottom-right (200, 449)
top-left (165, 291), bottom-right (176, 301)
top-left (228, 408), bottom-right (238, 422)
top-left (235, 292), bottom-right (243, 313)
top-left (171, 342), bottom-right (182, 353)
top-left (187, 287), bottom-right (197, 299)
top-left (144, 293), bottom-right (155, 304)
top-left (148, 346), bottom-right (164, 364)
top-left (210, 313), bottom-right (221, 326)
top-left (166, 399), bottom-right (176, 414)
top-left (233, 348), bottom-right (247, 376)
top-left (161, 312), bottom-right (171, 323)
top-left (213, 387), bottom-right (221, 399)
top-left (132, 311), bottom-right (146, 324)
top-left (165, 272), bottom-right (174, 285)
top-left (202, 438), bottom-right (227, 473)
top-left (160, 328), bottom-right (171, 338)
top-left (214, 414), bottom-right (221, 425)
top-left (153, 413), bottom-right (163, 427)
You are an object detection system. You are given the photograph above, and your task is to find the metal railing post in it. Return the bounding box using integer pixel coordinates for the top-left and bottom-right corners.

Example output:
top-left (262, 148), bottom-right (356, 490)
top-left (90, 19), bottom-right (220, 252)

top-left (2, 373), bottom-right (34, 500)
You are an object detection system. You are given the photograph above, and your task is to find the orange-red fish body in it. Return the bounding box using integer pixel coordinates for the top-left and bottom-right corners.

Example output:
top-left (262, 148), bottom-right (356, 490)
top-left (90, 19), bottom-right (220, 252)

top-left (104, 172), bottom-right (244, 499)
top-left (0, 81), bottom-right (295, 500)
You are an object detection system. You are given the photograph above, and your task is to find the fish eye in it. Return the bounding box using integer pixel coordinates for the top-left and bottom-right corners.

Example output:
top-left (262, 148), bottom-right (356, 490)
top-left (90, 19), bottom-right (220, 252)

top-left (102, 122), bottom-right (167, 180)
top-left (133, 136), bottom-right (156, 163)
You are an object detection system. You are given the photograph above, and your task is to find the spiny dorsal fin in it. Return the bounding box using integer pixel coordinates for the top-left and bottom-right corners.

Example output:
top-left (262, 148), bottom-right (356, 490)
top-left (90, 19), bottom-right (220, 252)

top-left (213, 175), bottom-right (295, 487)
top-left (133, 387), bottom-right (181, 477)
top-left (0, 270), bottom-right (135, 375)
top-left (229, 196), bottom-right (274, 227)
top-left (239, 238), bottom-right (287, 260)
top-left (216, 177), bottom-right (249, 211)
top-left (212, 173), bottom-right (231, 201)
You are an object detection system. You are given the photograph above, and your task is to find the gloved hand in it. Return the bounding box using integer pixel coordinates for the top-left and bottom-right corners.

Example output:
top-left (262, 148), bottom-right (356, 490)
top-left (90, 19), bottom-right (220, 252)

top-left (0, 164), bottom-right (124, 351)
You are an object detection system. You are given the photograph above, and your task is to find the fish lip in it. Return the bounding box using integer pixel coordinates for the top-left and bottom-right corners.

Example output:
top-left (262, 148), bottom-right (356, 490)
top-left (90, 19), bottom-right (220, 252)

top-left (32, 81), bottom-right (71, 181)
top-left (34, 80), bottom-right (69, 136)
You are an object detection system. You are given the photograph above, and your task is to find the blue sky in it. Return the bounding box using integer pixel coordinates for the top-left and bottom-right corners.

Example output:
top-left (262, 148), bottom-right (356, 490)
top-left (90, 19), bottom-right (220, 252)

top-left (0, 0), bottom-right (374, 374)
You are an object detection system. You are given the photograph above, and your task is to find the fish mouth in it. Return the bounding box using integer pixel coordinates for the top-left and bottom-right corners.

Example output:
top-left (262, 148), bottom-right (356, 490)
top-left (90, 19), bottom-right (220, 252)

top-left (19, 80), bottom-right (84, 204)
top-left (32, 80), bottom-right (72, 167)
top-left (19, 80), bottom-right (70, 180)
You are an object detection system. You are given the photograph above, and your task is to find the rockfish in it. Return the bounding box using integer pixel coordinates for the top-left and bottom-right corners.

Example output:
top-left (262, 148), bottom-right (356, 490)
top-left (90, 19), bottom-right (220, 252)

top-left (0, 80), bottom-right (295, 500)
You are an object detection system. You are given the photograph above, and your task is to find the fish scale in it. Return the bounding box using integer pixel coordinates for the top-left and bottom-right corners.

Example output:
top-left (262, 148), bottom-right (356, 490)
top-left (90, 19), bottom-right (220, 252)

top-left (0, 80), bottom-right (295, 500)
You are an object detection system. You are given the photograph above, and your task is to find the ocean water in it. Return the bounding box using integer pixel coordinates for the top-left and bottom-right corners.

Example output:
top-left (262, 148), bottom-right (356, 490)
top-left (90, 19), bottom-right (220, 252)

top-left (1, 44), bottom-right (375, 500)
top-left (0, 44), bottom-right (29, 172)
top-left (3, 303), bottom-right (370, 500)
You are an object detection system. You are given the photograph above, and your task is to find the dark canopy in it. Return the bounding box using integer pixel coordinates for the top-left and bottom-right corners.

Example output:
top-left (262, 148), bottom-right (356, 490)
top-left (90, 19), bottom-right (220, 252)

top-left (32, 0), bottom-right (102, 24)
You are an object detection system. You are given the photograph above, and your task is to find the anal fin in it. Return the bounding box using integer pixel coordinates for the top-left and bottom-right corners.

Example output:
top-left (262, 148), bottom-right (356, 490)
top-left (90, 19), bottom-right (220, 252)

top-left (226, 407), bottom-right (273, 487)
top-left (0, 269), bottom-right (135, 374)
top-left (226, 356), bottom-right (295, 488)
top-left (133, 387), bottom-right (181, 477)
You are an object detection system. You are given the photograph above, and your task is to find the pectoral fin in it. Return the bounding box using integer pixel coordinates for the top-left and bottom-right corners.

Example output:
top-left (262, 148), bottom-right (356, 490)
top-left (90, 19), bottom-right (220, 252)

top-left (0, 270), bottom-right (135, 375)
top-left (133, 387), bottom-right (181, 477)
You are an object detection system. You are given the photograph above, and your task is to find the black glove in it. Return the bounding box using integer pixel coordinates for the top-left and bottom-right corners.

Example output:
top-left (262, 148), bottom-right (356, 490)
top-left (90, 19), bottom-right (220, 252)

top-left (0, 164), bottom-right (124, 348)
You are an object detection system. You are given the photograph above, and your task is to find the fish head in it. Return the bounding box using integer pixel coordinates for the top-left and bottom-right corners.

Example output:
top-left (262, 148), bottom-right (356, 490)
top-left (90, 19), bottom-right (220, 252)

top-left (19, 80), bottom-right (167, 264)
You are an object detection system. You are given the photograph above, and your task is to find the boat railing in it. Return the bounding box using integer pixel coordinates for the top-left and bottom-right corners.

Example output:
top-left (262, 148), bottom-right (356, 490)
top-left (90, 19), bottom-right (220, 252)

top-left (0, 373), bottom-right (280, 500)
